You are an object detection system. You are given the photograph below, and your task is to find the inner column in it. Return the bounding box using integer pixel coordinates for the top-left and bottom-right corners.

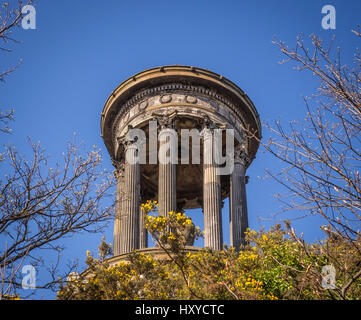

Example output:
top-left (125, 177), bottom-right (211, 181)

top-left (139, 203), bottom-right (148, 249)
top-left (202, 127), bottom-right (223, 250)
top-left (158, 126), bottom-right (177, 217)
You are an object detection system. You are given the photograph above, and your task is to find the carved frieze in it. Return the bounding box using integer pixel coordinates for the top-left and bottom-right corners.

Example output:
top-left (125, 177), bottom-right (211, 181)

top-left (160, 94), bottom-right (172, 104)
top-left (111, 83), bottom-right (247, 148)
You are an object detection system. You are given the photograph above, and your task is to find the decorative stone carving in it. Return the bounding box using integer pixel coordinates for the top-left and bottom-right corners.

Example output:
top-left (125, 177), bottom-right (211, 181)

top-left (152, 111), bottom-right (178, 130)
top-left (112, 158), bottom-right (125, 180)
top-left (201, 114), bottom-right (224, 131)
top-left (236, 143), bottom-right (251, 167)
top-left (110, 83), bottom-right (250, 148)
top-left (101, 66), bottom-right (261, 257)
top-left (185, 95), bottom-right (197, 104)
top-left (160, 94), bottom-right (172, 104)
top-left (139, 100), bottom-right (148, 111)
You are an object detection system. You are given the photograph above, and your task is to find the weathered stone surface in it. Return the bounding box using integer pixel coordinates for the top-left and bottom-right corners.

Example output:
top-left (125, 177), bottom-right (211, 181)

top-left (158, 129), bottom-right (177, 217)
top-left (101, 66), bottom-right (261, 257)
top-left (139, 205), bottom-right (148, 249)
top-left (229, 145), bottom-right (250, 250)
top-left (113, 163), bottom-right (125, 256)
top-left (118, 143), bottom-right (140, 254)
top-left (203, 129), bottom-right (223, 250)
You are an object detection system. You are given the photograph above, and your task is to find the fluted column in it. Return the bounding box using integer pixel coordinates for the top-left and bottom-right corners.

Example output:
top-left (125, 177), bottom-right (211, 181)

top-left (241, 174), bottom-right (249, 243)
top-left (158, 126), bottom-right (177, 217)
top-left (113, 162), bottom-right (125, 256)
top-left (139, 199), bottom-right (148, 249)
top-left (118, 141), bottom-right (140, 254)
top-left (202, 128), bottom-right (223, 250)
top-left (230, 144), bottom-right (249, 250)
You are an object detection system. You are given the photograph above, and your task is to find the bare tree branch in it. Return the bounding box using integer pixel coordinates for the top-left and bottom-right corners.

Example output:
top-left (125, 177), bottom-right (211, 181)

top-left (243, 30), bottom-right (361, 299)
top-left (0, 139), bottom-right (115, 297)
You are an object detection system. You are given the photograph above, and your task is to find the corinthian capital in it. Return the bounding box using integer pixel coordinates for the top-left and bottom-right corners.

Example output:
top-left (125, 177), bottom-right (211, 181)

top-left (112, 158), bottom-right (125, 180)
top-left (201, 114), bottom-right (226, 133)
top-left (202, 115), bottom-right (218, 131)
top-left (117, 133), bottom-right (138, 151)
top-left (235, 143), bottom-right (251, 166)
top-left (152, 111), bottom-right (177, 130)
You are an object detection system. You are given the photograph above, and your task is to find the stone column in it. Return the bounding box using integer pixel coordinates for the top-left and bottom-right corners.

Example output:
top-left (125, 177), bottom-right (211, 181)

top-left (118, 141), bottom-right (140, 254)
top-left (158, 123), bottom-right (177, 217)
top-left (229, 145), bottom-right (249, 250)
top-left (139, 195), bottom-right (148, 249)
top-left (113, 162), bottom-right (125, 256)
top-left (202, 128), bottom-right (223, 250)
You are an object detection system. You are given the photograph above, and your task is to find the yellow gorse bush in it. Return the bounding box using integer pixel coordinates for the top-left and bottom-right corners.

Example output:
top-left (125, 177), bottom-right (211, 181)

top-left (58, 207), bottom-right (361, 300)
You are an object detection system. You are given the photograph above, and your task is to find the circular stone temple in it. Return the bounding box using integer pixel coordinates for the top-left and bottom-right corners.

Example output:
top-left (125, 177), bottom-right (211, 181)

top-left (101, 65), bottom-right (261, 258)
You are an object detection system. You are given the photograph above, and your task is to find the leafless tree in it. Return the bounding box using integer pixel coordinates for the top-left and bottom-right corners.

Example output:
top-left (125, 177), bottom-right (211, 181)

top-left (0, 0), bottom-right (33, 82)
top-left (0, 139), bottom-right (114, 298)
top-left (0, 109), bottom-right (13, 133)
top-left (0, 0), bottom-right (29, 134)
top-left (247, 28), bottom-right (361, 299)
top-left (0, 0), bottom-right (115, 299)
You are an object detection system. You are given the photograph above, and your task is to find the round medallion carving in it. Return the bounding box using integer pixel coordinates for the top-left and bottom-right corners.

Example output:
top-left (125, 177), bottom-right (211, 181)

top-left (185, 95), bottom-right (197, 104)
top-left (139, 100), bottom-right (148, 110)
top-left (160, 94), bottom-right (172, 104)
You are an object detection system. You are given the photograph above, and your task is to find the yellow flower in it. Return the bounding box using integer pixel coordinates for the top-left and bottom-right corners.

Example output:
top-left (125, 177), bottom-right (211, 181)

top-left (185, 219), bottom-right (192, 225)
top-left (167, 232), bottom-right (176, 240)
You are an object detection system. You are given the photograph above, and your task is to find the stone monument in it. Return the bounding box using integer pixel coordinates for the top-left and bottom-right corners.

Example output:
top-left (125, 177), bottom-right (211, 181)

top-left (100, 66), bottom-right (261, 260)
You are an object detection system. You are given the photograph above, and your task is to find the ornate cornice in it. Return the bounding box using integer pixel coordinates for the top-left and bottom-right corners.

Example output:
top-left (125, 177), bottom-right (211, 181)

top-left (101, 66), bottom-right (261, 165)
top-left (101, 66), bottom-right (261, 133)
top-left (110, 83), bottom-right (247, 146)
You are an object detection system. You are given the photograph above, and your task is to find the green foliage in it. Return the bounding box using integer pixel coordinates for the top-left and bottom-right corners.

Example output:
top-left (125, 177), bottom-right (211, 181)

top-left (57, 204), bottom-right (361, 300)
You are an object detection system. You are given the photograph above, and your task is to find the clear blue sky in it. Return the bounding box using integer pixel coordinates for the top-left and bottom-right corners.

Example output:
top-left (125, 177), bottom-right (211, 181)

top-left (1, 0), bottom-right (360, 299)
